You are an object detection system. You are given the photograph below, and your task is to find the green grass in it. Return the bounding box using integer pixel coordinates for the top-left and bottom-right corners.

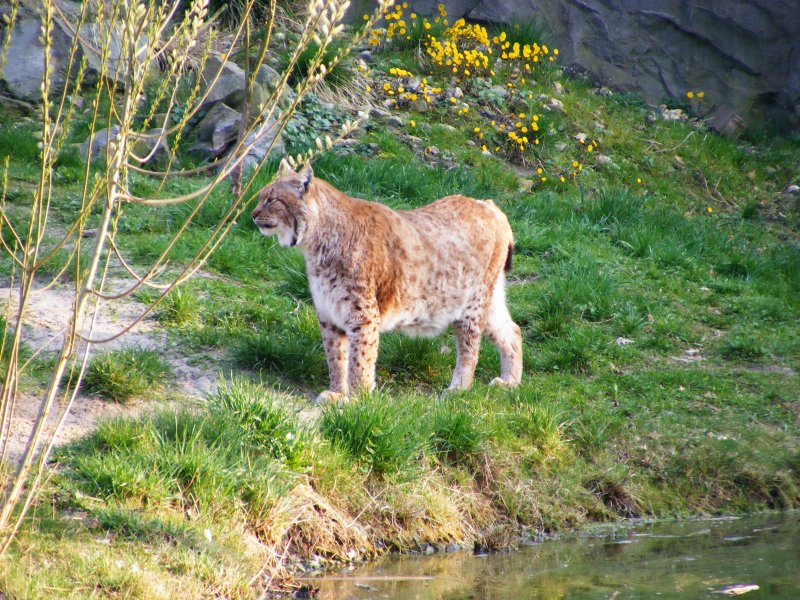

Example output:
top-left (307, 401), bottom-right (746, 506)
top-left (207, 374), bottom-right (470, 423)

top-left (81, 348), bottom-right (172, 402)
top-left (319, 392), bottom-right (430, 477)
top-left (1, 22), bottom-right (799, 597)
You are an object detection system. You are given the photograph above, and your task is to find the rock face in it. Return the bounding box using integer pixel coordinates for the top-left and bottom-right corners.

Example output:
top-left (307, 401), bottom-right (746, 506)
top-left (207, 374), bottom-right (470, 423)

top-left (0, 1), bottom-right (156, 99)
top-left (347, 0), bottom-right (800, 134)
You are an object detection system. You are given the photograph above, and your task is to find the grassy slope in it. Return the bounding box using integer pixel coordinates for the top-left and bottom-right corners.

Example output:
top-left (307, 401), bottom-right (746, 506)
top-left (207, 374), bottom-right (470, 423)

top-left (1, 33), bottom-right (799, 600)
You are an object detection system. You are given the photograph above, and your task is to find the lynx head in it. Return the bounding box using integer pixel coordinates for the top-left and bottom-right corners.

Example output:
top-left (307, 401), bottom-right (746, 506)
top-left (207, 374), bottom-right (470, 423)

top-left (252, 161), bottom-right (315, 247)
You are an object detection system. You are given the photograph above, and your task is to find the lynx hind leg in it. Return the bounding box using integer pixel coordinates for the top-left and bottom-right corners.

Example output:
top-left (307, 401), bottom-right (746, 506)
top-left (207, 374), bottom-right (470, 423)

top-left (449, 304), bottom-right (486, 391)
top-left (484, 273), bottom-right (522, 387)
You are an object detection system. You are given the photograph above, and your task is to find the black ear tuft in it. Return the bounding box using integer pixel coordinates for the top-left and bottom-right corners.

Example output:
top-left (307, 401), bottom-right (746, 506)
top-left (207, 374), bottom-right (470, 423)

top-left (298, 164), bottom-right (314, 192)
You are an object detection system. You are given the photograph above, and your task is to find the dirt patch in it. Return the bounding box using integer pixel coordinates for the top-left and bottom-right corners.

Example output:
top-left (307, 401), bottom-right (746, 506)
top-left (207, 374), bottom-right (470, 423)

top-left (2, 284), bottom-right (220, 465)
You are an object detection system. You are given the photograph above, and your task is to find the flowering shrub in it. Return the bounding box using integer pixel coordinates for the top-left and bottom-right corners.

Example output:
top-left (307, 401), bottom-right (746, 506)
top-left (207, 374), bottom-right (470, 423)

top-left (364, 4), bottom-right (647, 188)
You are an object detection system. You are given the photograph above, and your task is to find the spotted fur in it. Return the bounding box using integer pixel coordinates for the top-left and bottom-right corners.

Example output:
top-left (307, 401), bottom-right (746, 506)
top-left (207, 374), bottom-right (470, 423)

top-left (252, 162), bottom-right (523, 402)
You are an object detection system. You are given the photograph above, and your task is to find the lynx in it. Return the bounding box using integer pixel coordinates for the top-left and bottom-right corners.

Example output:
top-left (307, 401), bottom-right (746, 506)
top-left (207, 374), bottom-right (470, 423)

top-left (252, 162), bottom-right (522, 402)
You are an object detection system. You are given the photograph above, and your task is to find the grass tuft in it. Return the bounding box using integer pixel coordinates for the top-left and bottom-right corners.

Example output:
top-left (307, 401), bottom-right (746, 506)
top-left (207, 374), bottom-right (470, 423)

top-left (319, 392), bottom-right (429, 477)
top-left (81, 348), bottom-right (172, 402)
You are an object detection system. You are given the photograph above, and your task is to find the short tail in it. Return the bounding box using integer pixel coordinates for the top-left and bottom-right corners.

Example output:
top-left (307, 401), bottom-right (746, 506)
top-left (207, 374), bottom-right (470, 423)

top-left (504, 243), bottom-right (513, 272)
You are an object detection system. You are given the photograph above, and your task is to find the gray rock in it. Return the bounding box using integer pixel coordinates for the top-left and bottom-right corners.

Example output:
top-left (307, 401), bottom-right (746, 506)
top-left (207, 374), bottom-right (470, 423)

top-left (237, 117), bottom-right (285, 172)
top-left (445, 543), bottom-right (461, 553)
top-left (1, 9), bottom-right (72, 100)
top-left (489, 85), bottom-right (508, 99)
top-left (596, 154), bottom-right (613, 166)
top-left (370, 107), bottom-right (391, 118)
top-left (786, 184), bottom-right (800, 195)
top-left (189, 103), bottom-right (242, 160)
top-left (412, 98), bottom-right (429, 112)
top-left (78, 21), bottom-right (155, 86)
top-left (388, 115), bottom-right (403, 127)
top-left (255, 64), bottom-right (280, 88)
top-left (130, 128), bottom-right (171, 165)
top-left (200, 55), bottom-right (247, 109)
top-left (78, 125), bottom-right (121, 162)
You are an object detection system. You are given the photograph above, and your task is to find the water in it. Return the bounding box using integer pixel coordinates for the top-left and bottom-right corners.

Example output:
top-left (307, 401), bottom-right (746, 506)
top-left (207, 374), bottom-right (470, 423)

top-left (308, 514), bottom-right (799, 599)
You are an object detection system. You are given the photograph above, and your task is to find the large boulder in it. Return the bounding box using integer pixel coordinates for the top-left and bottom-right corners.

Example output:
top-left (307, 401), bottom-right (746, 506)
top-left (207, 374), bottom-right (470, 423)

top-left (0, 3), bottom-right (77, 101)
top-left (238, 117), bottom-right (285, 172)
top-left (0, 0), bottom-right (155, 100)
top-left (188, 102), bottom-right (243, 160)
top-left (346, 0), bottom-right (800, 134)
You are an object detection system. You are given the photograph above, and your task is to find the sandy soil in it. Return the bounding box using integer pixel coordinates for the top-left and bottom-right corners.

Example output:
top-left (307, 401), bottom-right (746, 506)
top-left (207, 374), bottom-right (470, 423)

top-left (2, 283), bottom-right (219, 465)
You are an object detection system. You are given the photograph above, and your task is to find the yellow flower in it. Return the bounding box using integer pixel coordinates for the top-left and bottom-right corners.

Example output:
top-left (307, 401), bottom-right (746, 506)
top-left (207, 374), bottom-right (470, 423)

top-left (362, 14), bottom-right (369, 21)
top-left (495, 146), bottom-right (500, 151)
top-left (572, 161), bottom-right (579, 168)
top-left (560, 176), bottom-right (566, 183)
top-left (398, 86), bottom-right (405, 93)
top-left (450, 96), bottom-right (457, 103)
top-left (687, 91), bottom-right (694, 99)
top-left (410, 12), bottom-right (417, 19)
top-left (536, 168), bottom-right (543, 174)
top-left (410, 120), bottom-right (416, 127)
top-left (481, 144), bottom-right (488, 152)
top-left (424, 22), bottom-right (431, 29)
top-left (365, 84), bottom-right (372, 93)
top-left (553, 48), bottom-right (559, 55)
top-left (636, 177), bottom-right (642, 184)
top-left (403, 2), bottom-right (408, 7)
top-left (515, 122), bottom-right (522, 128)
top-left (707, 206), bottom-right (713, 214)
top-left (518, 113), bottom-right (525, 118)
top-left (473, 127), bottom-right (481, 133)
top-left (586, 144), bottom-right (593, 152)
top-left (541, 177), bottom-right (547, 182)
top-left (697, 91), bottom-right (705, 99)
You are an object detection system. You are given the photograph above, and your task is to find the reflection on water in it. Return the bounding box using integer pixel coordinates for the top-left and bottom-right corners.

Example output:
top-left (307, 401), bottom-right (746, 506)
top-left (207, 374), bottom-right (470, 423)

top-left (309, 514), bottom-right (799, 599)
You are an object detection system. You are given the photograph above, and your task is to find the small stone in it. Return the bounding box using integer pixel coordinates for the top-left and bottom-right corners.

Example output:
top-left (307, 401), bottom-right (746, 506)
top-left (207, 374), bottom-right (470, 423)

top-left (452, 86), bottom-right (463, 99)
top-left (489, 84), bottom-right (508, 98)
top-left (446, 543), bottom-right (461, 553)
top-left (388, 115), bottom-right (403, 128)
top-left (407, 77), bottom-right (422, 91)
top-left (412, 98), bottom-right (428, 112)
top-left (615, 337), bottom-right (634, 346)
top-left (596, 154), bottom-right (613, 165)
top-left (519, 179), bottom-right (534, 192)
top-left (426, 145), bottom-right (439, 156)
top-left (424, 544), bottom-right (435, 555)
top-left (553, 81), bottom-right (564, 94)
top-left (467, 140), bottom-right (476, 146)
top-left (369, 107), bottom-right (390, 118)
top-left (596, 86), bottom-right (613, 96)
top-left (786, 184), bottom-right (799, 194)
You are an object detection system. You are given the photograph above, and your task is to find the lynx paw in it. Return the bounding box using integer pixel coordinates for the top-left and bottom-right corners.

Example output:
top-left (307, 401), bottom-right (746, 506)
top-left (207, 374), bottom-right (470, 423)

top-left (489, 377), bottom-right (518, 388)
top-left (315, 390), bottom-right (348, 405)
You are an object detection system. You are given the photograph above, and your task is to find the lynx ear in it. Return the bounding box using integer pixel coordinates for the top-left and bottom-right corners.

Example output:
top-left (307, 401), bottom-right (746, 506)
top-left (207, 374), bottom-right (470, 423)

top-left (277, 158), bottom-right (294, 178)
top-left (298, 164), bottom-right (313, 192)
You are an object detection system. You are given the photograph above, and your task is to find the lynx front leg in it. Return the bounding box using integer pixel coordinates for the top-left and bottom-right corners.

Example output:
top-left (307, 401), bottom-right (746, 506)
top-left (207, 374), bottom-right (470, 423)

top-left (316, 320), bottom-right (348, 404)
top-left (346, 320), bottom-right (380, 395)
